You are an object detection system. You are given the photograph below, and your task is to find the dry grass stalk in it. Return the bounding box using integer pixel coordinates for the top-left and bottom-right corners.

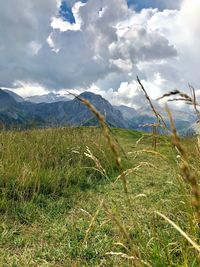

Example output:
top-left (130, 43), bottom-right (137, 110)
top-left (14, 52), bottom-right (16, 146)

top-left (132, 193), bottom-right (147, 201)
top-left (158, 85), bottom-right (200, 120)
top-left (155, 211), bottom-right (200, 253)
top-left (67, 92), bottom-right (122, 170)
top-left (105, 252), bottom-right (151, 266)
top-left (141, 123), bottom-right (163, 128)
top-left (189, 84), bottom-right (200, 121)
top-left (114, 242), bottom-right (129, 252)
top-left (135, 135), bottom-right (145, 147)
top-left (197, 136), bottom-right (200, 154)
top-left (74, 94), bottom-right (122, 166)
top-left (103, 203), bottom-right (132, 244)
top-left (79, 96), bottom-right (129, 192)
top-left (83, 199), bottom-right (104, 245)
top-left (137, 76), bottom-right (166, 128)
top-left (166, 106), bottom-right (186, 158)
top-left (118, 172), bottom-right (129, 194)
top-left (108, 127), bottom-right (128, 159)
top-left (137, 76), bottom-right (166, 150)
top-left (157, 89), bottom-right (191, 102)
top-left (84, 146), bottom-right (108, 179)
top-left (130, 149), bottom-right (168, 161)
top-left (105, 251), bottom-right (136, 259)
top-left (103, 203), bottom-right (146, 266)
top-left (140, 123), bottom-right (164, 151)
top-left (166, 106), bottom-right (200, 223)
top-left (152, 125), bottom-right (157, 151)
top-left (114, 162), bottom-right (157, 183)
top-left (67, 93), bottom-right (131, 194)
top-left (79, 208), bottom-right (92, 219)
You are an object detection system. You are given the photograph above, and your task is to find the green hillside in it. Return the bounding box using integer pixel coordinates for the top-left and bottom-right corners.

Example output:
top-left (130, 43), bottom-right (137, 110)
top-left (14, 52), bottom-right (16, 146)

top-left (0, 127), bottom-right (199, 266)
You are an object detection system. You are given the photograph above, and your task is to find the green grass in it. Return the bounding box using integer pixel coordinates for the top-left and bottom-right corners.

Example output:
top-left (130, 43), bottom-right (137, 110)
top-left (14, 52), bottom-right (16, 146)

top-left (0, 127), bottom-right (199, 266)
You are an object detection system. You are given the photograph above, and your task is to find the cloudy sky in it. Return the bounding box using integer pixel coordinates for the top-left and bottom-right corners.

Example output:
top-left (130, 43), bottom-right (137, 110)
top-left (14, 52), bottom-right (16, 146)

top-left (0, 0), bottom-right (200, 107)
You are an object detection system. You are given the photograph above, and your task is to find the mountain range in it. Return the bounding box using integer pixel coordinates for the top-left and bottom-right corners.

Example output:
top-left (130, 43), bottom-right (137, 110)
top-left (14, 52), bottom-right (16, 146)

top-left (25, 92), bottom-right (70, 103)
top-left (0, 89), bottom-right (196, 134)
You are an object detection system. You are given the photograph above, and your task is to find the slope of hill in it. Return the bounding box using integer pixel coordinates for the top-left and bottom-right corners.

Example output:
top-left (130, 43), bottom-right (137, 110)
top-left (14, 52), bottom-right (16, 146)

top-left (66, 92), bottom-right (127, 127)
top-left (0, 89), bottom-right (28, 125)
top-left (138, 104), bottom-right (195, 122)
top-left (0, 127), bottom-right (199, 266)
top-left (114, 105), bottom-right (138, 120)
top-left (23, 92), bottom-right (126, 128)
top-left (0, 89), bottom-right (196, 133)
top-left (4, 89), bottom-right (24, 102)
top-left (0, 90), bottom-right (127, 128)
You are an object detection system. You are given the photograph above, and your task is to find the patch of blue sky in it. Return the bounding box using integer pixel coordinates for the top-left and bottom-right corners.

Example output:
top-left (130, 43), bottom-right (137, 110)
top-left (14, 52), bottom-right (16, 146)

top-left (128, 0), bottom-right (160, 11)
top-left (59, 1), bottom-right (76, 23)
top-left (60, 0), bottom-right (163, 25)
top-left (59, 1), bottom-right (88, 23)
top-left (127, 0), bottom-right (172, 11)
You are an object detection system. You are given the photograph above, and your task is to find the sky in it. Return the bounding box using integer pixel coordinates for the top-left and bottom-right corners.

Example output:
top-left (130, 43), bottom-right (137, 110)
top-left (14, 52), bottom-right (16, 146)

top-left (0, 0), bottom-right (200, 108)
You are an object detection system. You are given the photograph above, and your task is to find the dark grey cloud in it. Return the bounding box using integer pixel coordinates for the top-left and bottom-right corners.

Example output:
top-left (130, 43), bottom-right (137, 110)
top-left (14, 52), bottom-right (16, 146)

top-left (0, 0), bottom-right (57, 88)
top-left (109, 26), bottom-right (177, 63)
top-left (0, 0), bottom-right (178, 91)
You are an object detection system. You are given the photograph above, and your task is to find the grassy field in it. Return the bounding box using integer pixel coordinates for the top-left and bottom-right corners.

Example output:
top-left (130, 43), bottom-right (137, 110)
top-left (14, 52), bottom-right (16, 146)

top-left (0, 126), bottom-right (199, 266)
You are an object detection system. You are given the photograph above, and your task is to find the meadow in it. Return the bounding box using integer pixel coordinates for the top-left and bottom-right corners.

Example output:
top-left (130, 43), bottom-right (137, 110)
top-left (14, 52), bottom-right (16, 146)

top-left (0, 124), bottom-right (200, 267)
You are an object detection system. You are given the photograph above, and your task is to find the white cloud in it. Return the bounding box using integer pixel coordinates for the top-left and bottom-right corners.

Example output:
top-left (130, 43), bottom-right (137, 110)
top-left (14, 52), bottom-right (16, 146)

top-left (12, 81), bottom-right (48, 98)
top-left (109, 58), bottom-right (133, 72)
top-left (29, 41), bottom-right (42, 55)
top-left (88, 72), bottom-right (167, 108)
top-left (147, 0), bottom-right (200, 84)
top-left (51, 1), bottom-right (85, 32)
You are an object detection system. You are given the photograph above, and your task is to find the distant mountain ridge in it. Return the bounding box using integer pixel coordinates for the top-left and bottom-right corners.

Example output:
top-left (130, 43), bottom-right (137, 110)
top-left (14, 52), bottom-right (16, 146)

top-left (4, 89), bottom-right (24, 102)
top-left (0, 90), bottom-right (126, 128)
top-left (0, 89), bottom-right (196, 134)
top-left (26, 92), bottom-right (70, 103)
top-left (114, 105), bottom-right (138, 120)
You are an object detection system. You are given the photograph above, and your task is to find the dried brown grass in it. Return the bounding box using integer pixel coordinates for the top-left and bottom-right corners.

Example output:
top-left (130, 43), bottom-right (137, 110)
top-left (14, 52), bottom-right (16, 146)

top-left (166, 106), bottom-right (200, 223)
